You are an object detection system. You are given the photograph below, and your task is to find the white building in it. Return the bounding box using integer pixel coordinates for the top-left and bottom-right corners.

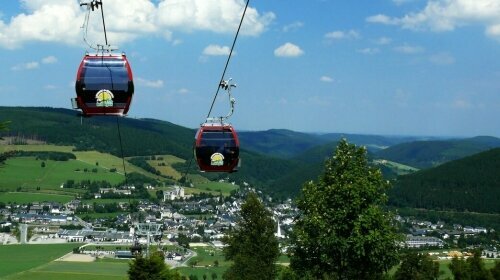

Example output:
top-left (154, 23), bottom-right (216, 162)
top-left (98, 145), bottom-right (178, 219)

top-left (163, 186), bottom-right (185, 201)
top-left (405, 235), bottom-right (444, 248)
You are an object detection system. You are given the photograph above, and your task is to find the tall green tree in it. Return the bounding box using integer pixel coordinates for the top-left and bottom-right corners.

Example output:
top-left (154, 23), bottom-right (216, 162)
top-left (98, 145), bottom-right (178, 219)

top-left (491, 261), bottom-right (500, 280)
top-left (223, 192), bottom-right (280, 280)
top-left (449, 250), bottom-right (494, 280)
top-left (0, 121), bottom-right (11, 165)
top-left (128, 251), bottom-right (181, 280)
top-left (394, 252), bottom-right (440, 280)
top-left (289, 139), bottom-right (401, 279)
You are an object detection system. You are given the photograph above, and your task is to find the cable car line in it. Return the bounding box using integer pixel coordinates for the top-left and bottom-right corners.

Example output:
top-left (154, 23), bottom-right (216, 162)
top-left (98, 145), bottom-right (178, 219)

top-left (206, 0), bottom-right (250, 119)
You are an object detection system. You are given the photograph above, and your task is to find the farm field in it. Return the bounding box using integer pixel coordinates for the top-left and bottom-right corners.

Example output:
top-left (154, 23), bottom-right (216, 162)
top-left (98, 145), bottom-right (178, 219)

top-left (373, 159), bottom-right (419, 175)
top-left (0, 157), bottom-right (124, 191)
top-left (0, 192), bottom-right (74, 204)
top-left (4, 260), bottom-right (129, 280)
top-left (0, 144), bottom-right (166, 184)
top-left (147, 155), bottom-right (184, 180)
top-left (188, 182), bottom-right (238, 196)
top-left (0, 243), bottom-right (80, 278)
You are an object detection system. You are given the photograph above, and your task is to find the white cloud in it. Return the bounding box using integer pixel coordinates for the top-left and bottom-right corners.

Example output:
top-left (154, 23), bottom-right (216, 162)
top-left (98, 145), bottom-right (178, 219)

top-left (44, 84), bottom-right (57, 90)
top-left (429, 52), bottom-right (455, 65)
top-left (178, 88), bottom-right (189, 94)
top-left (357, 48), bottom-right (380, 55)
top-left (11, 61), bottom-right (39, 71)
top-left (156, 0), bottom-right (275, 36)
top-left (274, 42), bottom-right (304, 58)
top-left (324, 30), bottom-right (360, 40)
top-left (375, 37), bottom-right (392, 45)
top-left (366, 0), bottom-right (500, 40)
top-left (0, 0), bottom-right (275, 49)
top-left (136, 77), bottom-right (164, 88)
top-left (283, 21), bottom-right (304, 32)
top-left (366, 14), bottom-right (399, 25)
top-left (393, 0), bottom-right (415, 5)
top-left (452, 98), bottom-right (473, 109)
top-left (394, 44), bottom-right (424, 54)
top-left (42, 55), bottom-right (57, 64)
top-left (203, 44), bottom-right (231, 56)
top-left (320, 76), bottom-right (334, 83)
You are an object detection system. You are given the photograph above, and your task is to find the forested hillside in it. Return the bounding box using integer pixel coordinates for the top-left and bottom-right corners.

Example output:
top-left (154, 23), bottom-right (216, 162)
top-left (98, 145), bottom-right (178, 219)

top-left (375, 136), bottom-right (500, 168)
top-left (389, 148), bottom-right (500, 213)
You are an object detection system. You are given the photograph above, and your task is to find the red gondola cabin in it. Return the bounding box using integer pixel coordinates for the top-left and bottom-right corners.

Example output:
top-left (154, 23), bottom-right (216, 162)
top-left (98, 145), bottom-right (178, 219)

top-left (195, 123), bottom-right (240, 172)
top-left (72, 53), bottom-right (134, 116)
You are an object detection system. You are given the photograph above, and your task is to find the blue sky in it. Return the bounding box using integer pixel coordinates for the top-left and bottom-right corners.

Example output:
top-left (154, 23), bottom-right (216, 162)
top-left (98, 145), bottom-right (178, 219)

top-left (1, 0), bottom-right (500, 137)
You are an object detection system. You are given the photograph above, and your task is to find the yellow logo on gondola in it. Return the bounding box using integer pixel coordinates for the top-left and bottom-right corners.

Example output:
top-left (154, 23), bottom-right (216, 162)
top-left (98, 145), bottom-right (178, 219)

top-left (210, 153), bottom-right (224, 166)
top-left (96, 89), bottom-right (114, 107)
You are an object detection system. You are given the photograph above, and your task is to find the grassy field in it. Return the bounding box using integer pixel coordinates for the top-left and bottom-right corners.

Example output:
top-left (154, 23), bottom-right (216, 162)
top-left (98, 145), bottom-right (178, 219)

top-left (188, 182), bottom-right (238, 196)
top-left (175, 246), bottom-right (230, 278)
top-left (0, 243), bottom-right (80, 278)
top-left (147, 155), bottom-right (184, 180)
top-left (0, 192), bottom-right (74, 204)
top-left (373, 159), bottom-right (419, 175)
top-left (5, 261), bottom-right (129, 280)
top-left (437, 259), bottom-right (497, 279)
top-left (0, 157), bottom-right (124, 191)
top-left (0, 144), bottom-right (165, 186)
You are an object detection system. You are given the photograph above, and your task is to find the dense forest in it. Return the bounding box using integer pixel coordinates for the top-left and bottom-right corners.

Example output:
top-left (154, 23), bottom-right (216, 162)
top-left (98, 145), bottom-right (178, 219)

top-left (390, 148), bottom-right (500, 213)
top-left (376, 136), bottom-right (500, 168)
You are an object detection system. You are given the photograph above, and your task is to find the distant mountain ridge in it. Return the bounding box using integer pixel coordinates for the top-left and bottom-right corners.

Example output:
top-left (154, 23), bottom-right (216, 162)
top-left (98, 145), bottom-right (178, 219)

top-left (375, 136), bottom-right (500, 168)
top-left (1, 106), bottom-right (499, 200)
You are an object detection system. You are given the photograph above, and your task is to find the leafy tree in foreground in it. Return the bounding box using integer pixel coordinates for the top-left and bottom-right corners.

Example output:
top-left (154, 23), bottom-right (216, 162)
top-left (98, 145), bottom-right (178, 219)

top-left (223, 192), bottom-right (280, 280)
top-left (394, 252), bottom-right (439, 280)
top-left (491, 261), bottom-right (500, 280)
top-left (290, 139), bottom-right (401, 279)
top-left (128, 251), bottom-right (181, 280)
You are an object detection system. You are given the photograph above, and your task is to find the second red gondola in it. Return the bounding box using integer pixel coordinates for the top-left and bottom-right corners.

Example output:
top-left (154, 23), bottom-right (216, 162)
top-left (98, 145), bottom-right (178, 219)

top-left (72, 53), bottom-right (134, 116)
top-left (194, 123), bottom-right (240, 172)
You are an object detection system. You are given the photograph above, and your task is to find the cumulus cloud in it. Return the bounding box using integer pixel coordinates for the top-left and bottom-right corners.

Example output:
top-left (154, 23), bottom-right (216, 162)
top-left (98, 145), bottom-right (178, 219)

top-left (394, 44), bottom-right (424, 54)
top-left (42, 55), bottom-right (57, 64)
top-left (283, 21), bottom-right (304, 32)
top-left (203, 44), bottom-right (231, 56)
top-left (11, 61), bottom-right (39, 71)
top-left (136, 77), bottom-right (164, 88)
top-left (0, 0), bottom-right (275, 49)
top-left (324, 30), bottom-right (360, 40)
top-left (274, 42), bottom-right (304, 58)
top-left (320, 76), bottom-right (334, 83)
top-left (366, 0), bottom-right (500, 40)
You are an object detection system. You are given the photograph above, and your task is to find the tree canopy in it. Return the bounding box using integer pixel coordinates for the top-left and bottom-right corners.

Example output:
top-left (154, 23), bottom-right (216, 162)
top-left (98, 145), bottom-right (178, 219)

top-left (289, 139), bottom-right (401, 279)
top-left (128, 251), bottom-right (181, 280)
top-left (223, 192), bottom-right (280, 280)
top-left (394, 252), bottom-right (439, 280)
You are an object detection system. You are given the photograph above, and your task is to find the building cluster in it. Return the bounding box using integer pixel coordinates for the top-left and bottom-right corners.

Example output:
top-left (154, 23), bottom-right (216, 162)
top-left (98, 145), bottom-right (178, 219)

top-left (397, 216), bottom-right (496, 249)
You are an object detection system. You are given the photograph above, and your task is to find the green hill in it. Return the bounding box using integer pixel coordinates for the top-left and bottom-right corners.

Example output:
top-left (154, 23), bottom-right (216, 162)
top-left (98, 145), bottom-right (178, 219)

top-left (389, 148), bottom-right (500, 213)
top-left (375, 136), bottom-right (500, 168)
top-left (238, 129), bottom-right (330, 158)
top-left (0, 107), bottom-right (304, 194)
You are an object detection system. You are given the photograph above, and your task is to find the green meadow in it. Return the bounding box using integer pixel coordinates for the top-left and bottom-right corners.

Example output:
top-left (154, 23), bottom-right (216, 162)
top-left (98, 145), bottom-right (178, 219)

top-left (187, 182), bottom-right (238, 196)
top-left (0, 244), bottom-right (80, 278)
top-left (4, 261), bottom-right (129, 280)
top-left (0, 157), bottom-right (124, 191)
top-left (0, 192), bottom-right (74, 204)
